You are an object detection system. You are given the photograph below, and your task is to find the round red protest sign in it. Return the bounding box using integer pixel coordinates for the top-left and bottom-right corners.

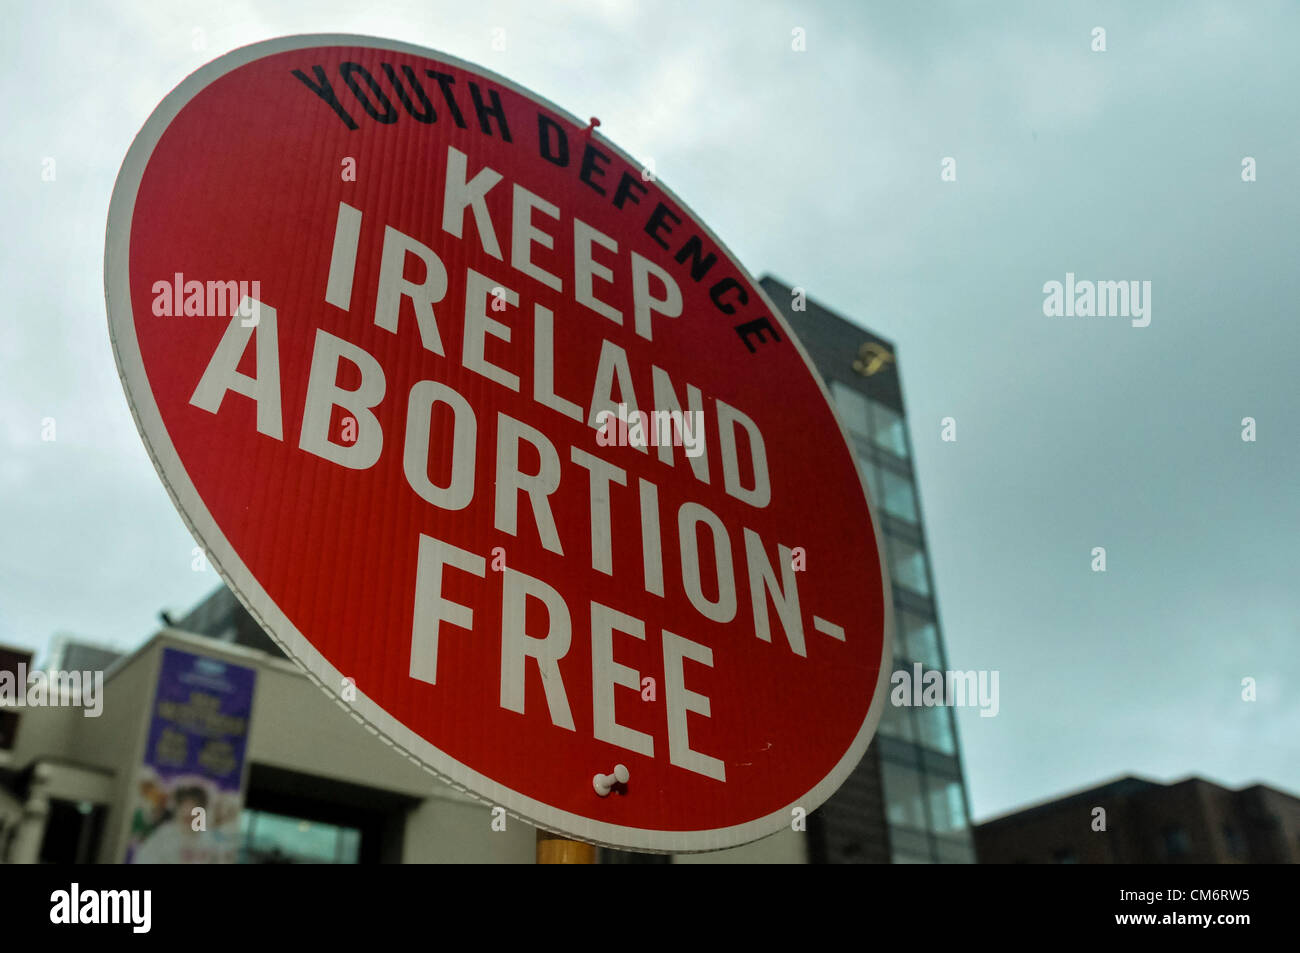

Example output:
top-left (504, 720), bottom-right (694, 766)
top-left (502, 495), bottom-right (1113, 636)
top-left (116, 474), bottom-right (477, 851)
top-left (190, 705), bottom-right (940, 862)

top-left (106, 34), bottom-right (892, 852)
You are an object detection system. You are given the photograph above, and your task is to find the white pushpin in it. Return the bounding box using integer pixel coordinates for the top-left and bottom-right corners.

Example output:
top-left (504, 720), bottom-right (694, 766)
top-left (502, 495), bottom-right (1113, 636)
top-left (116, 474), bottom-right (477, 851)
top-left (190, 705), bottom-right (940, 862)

top-left (593, 764), bottom-right (630, 797)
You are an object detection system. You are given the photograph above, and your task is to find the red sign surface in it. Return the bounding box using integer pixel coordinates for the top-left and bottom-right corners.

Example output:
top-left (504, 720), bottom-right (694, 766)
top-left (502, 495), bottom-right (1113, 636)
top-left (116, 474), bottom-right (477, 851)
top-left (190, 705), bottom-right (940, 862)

top-left (106, 35), bottom-right (891, 852)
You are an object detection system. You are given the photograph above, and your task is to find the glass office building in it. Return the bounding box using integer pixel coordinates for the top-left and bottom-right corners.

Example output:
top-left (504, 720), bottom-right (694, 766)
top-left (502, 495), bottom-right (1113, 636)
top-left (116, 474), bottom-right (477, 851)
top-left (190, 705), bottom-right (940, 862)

top-left (762, 276), bottom-right (977, 864)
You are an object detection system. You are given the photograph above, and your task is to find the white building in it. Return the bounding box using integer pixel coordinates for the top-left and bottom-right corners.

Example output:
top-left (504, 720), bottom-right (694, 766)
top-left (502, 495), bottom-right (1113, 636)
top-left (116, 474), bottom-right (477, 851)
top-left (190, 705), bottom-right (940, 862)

top-left (0, 618), bottom-right (802, 864)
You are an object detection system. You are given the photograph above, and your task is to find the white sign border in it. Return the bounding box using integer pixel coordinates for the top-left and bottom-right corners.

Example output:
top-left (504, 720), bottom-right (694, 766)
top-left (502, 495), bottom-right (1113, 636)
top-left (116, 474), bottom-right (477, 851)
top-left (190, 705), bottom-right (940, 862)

top-left (105, 33), bottom-right (896, 854)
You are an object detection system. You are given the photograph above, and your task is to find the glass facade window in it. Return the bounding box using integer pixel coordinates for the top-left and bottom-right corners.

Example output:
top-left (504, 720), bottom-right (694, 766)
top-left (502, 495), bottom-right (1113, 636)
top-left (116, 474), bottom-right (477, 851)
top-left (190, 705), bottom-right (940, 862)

top-left (831, 381), bottom-right (872, 440)
top-left (892, 625), bottom-right (907, 668)
top-left (831, 382), bottom-right (908, 459)
top-left (879, 467), bottom-right (919, 523)
top-left (889, 825), bottom-right (931, 861)
top-left (878, 696), bottom-right (916, 743)
top-left (869, 401), bottom-right (909, 458)
top-left (913, 700), bottom-right (957, 755)
top-left (238, 810), bottom-right (361, 864)
top-left (888, 537), bottom-right (931, 596)
top-left (925, 777), bottom-right (969, 834)
top-left (881, 761), bottom-right (928, 829)
top-left (892, 851), bottom-right (931, 864)
top-left (899, 611), bottom-right (941, 669)
top-left (856, 455), bottom-right (881, 505)
top-left (934, 837), bottom-right (977, 864)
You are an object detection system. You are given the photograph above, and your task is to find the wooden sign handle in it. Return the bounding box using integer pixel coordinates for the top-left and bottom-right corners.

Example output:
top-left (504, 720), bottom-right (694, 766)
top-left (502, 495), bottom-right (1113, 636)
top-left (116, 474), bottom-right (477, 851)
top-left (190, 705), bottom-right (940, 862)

top-left (536, 829), bottom-right (596, 864)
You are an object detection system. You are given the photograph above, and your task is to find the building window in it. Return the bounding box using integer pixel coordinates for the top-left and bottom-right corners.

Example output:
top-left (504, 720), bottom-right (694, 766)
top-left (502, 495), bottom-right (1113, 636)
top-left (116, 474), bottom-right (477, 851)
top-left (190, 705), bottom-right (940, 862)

top-left (830, 381), bottom-right (872, 440)
top-left (889, 825), bottom-right (932, 863)
top-left (1163, 826), bottom-right (1190, 859)
top-left (832, 383), bottom-right (910, 459)
top-left (892, 851), bottom-right (931, 864)
top-left (891, 625), bottom-right (909, 667)
top-left (878, 696), bottom-right (916, 743)
top-left (888, 537), bottom-right (931, 596)
top-left (38, 799), bottom-right (106, 864)
top-left (239, 809), bottom-right (361, 864)
top-left (881, 761), bottom-right (928, 830)
top-left (925, 776), bottom-right (969, 833)
top-left (879, 467), bottom-right (919, 523)
top-left (868, 400), bottom-right (909, 458)
top-left (934, 836), bottom-right (976, 864)
top-left (914, 703), bottom-right (957, 755)
top-left (899, 611), bottom-right (942, 669)
top-left (856, 455), bottom-right (882, 506)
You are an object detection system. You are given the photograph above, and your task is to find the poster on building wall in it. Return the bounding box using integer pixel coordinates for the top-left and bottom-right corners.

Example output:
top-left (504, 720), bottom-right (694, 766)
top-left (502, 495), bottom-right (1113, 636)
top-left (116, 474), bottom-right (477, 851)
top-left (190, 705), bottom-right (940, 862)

top-left (124, 647), bottom-right (257, 863)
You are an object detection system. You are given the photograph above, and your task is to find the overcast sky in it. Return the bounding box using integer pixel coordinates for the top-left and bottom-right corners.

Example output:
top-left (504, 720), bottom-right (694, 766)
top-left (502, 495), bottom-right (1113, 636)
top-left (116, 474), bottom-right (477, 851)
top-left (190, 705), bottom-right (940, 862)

top-left (2, 0), bottom-right (1296, 824)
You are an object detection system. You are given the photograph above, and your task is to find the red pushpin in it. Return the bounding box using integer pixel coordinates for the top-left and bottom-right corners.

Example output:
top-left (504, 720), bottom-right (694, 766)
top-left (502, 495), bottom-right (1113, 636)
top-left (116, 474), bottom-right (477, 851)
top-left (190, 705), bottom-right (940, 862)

top-left (584, 116), bottom-right (601, 137)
